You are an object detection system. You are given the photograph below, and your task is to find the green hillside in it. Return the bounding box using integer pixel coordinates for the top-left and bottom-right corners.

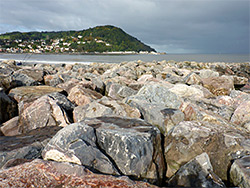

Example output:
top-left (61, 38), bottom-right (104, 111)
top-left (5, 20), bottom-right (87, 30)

top-left (0, 25), bottom-right (156, 53)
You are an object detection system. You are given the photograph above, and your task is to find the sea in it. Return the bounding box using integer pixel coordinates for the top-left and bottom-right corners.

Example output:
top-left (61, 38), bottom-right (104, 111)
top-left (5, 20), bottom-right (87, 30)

top-left (0, 53), bottom-right (249, 64)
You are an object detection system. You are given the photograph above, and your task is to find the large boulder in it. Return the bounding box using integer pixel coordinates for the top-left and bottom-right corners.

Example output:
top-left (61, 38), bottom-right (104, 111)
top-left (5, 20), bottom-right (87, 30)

top-left (168, 153), bottom-right (225, 188)
top-left (73, 97), bottom-right (140, 122)
top-left (230, 155), bottom-right (250, 188)
top-left (43, 116), bottom-right (165, 185)
top-left (0, 159), bottom-right (157, 188)
top-left (0, 88), bottom-right (17, 124)
top-left (0, 126), bottom-right (62, 168)
top-left (202, 76), bottom-right (234, 96)
top-left (164, 121), bottom-right (249, 181)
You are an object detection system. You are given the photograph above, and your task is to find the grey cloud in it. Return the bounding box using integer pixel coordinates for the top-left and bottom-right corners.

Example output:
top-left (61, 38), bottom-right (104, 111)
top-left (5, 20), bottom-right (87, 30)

top-left (0, 0), bottom-right (249, 53)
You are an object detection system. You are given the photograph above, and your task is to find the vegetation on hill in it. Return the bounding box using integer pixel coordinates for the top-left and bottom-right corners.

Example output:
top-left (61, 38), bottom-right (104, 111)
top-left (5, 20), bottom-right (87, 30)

top-left (0, 25), bottom-right (156, 53)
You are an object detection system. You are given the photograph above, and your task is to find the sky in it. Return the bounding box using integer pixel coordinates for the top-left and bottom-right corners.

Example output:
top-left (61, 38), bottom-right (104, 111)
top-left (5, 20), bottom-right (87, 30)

top-left (0, 0), bottom-right (249, 54)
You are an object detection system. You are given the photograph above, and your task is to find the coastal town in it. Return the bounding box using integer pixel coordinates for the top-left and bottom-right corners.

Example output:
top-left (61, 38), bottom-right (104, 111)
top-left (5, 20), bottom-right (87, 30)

top-left (0, 37), bottom-right (162, 54)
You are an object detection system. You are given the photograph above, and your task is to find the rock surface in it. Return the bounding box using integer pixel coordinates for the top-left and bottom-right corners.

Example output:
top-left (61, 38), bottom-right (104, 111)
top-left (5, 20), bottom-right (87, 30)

top-left (0, 126), bottom-right (62, 168)
top-left (168, 153), bottom-right (225, 187)
top-left (230, 155), bottom-right (250, 188)
top-left (43, 116), bottom-right (165, 185)
top-left (164, 121), bottom-right (249, 181)
top-left (0, 159), bottom-right (157, 188)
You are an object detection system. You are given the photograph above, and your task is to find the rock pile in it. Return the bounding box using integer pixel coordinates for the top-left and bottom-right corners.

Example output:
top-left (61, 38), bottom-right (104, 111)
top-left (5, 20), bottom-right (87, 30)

top-left (0, 59), bottom-right (250, 187)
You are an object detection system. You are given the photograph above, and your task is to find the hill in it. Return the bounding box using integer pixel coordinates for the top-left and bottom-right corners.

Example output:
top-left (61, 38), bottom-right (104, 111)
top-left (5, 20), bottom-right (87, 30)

top-left (0, 25), bottom-right (156, 53)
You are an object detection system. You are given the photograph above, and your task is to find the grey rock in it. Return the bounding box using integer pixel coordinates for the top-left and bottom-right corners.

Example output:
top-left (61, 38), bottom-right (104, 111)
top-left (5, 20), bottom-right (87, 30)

top-left (230, 155), bottom-right (250, 188)
top-left (126, 83), bottom-right (182, 109)
top-left (106, 82), bottom-right (137, 100)
top-left (43, 116), bottom-right (165, 184)
top-left (168, 153), bottom-right (226, 188)
top-left (164, 73), bottom-right (183, 84)
top-left (42, 121), bottom-right (119, 175)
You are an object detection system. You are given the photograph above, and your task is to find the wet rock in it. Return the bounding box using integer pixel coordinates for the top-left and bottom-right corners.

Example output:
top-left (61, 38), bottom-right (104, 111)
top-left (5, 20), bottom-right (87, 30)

top-left (202, 76), bottom-right (234, 96)
top-left (73, 98), bottom-right (140, 122)
top-left (230, 155), bottom-right (250, 188)
top-left (0, 159), bottom-right (157, 188)
top-left (18, 95), bottom-right (70, 133)
top-left (106, 82), bottom-right (137, 100)
top-left (43, 116), bottom-right (165, 185)
top-left (9, 85), bottom-right (64, 103)
top-left (0, 88), bottom-right (17, 124)
top-left (0, 116), bottom-right (19, 136)
top-left (164, 121), bottom-right (249, 181)
top-left (68, 85), bottom-right (103, 106)
top-left (0, 126), bottom-right (62, 168)
top-left (168, 153), bottom-right (226, 188)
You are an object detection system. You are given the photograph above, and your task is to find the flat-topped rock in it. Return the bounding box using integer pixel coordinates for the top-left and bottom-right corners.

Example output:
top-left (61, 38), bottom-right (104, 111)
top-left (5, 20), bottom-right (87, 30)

top-left (9, 85), bottom-right (64, 103)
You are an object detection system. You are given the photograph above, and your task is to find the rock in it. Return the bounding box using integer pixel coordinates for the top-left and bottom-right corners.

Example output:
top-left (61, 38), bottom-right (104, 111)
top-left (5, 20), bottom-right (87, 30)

top-left (199, 69), bottom-right (220, 78)
top-left (231, 100), bottom-right (250, 127)
top-left (230, 155), bottom-right (250, 188)
top-left (184, 72), bottom-right (202, 85)
top-left (233, 76), bottom-right (248, 85)
top-left (0, 116), bottom-right (19, 136)
top-left (0, 88), bottom-right (17, 124)
top-left (168, 153), bottom-right (226, 188)
top-left (57, 78), bottom-right (96, 94)
top-left (137, 74), bottom-right (153, 82)
top-left (43, 116), bottom-right (165, 185)
top-left (0, 159), bottom-right (157, 188)
top-left (126, 83), bottom-right (182, 109)
top-left (164, 121), bottom-right (249, 181)
top-left (9, 85), bottom-right (64, 103)
top-left (169, 83), bottom-right (204, 98)
top-left (73, 98), bottom-right (140, 122)
top-left (42, 121), bottom-right (119, 175)
top-left (126, 101), bottom-right (184, 135)
top-left (164, 73), bottom-right (183, 84)
top-left (18, 95), bottom-right (71, 133)
top-left (44, 74), bottom-right (63, 86)
top-left (202, 76), bottom-right (234, 96)
top-left (106, 82), bottom-right (137, 100)
top-left (0, 126), bottom-right (62, 168)
top-left (68, 85), bottom-right (103, 106)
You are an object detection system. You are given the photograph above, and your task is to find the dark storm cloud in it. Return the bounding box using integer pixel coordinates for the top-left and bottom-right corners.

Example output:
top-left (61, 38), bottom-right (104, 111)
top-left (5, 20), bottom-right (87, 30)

top-left (0, 0), bottom-right (249, 53)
